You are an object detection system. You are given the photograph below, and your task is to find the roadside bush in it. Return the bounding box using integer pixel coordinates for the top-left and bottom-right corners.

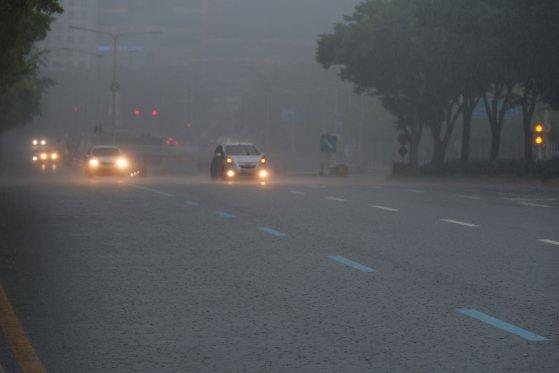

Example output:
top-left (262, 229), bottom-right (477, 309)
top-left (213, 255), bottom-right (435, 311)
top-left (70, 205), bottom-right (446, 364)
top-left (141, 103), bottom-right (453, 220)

top-left (418, 158), bottom-right (559, 180)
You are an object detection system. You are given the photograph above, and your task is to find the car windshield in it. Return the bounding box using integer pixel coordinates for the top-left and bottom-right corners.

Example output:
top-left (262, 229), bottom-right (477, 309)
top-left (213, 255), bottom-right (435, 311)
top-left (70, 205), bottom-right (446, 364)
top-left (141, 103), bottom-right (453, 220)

top-left (92, 147), bottom-right (120, 156)
top-left (225, 145), bottom-right (260, 156)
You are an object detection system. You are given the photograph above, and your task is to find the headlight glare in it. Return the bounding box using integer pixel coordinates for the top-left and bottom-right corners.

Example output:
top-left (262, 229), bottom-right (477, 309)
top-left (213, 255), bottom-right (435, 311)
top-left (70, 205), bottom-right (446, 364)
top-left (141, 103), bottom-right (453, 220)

top-left (40, 152), bottom-right (48, 160)
top-left (258, 169), bottom-right (269, 178)
top-left (116, 158), bottom-right (129, 169)
top-left (89, 158), bottom-right (99, 168)
top-left (51, 152), bottom-right (58, 160)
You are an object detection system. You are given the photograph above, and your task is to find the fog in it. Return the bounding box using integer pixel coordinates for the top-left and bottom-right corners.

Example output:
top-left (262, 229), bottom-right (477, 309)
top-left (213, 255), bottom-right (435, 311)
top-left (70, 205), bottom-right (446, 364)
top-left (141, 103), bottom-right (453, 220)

top-left (11, 0), bottom-right (395, 175)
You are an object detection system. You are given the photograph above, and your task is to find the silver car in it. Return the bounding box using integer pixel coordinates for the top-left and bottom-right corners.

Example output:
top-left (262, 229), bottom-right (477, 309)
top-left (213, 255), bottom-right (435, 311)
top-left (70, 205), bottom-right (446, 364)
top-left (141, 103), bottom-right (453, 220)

top-left (210, 143), bottom-right (269, 180)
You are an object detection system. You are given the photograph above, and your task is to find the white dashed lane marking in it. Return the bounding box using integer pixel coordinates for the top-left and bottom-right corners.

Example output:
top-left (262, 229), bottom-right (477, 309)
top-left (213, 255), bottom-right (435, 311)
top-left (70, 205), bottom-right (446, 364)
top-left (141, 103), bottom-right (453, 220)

top-left (458, 195), bottom-right (481, 200)
top-left (441, 219), bottom-right (479, 228)
top-left (371, 205), bottom-right (399, 212)
top-left (538, 239), bottom-right (559, 247)
top-left (519, 202), bottom-right (552, 208)
top-left (406, 189), bottom-right (426, 194)
top-left (130, 185), bottom-right (172, 197)
top-left (325, 197), bottom-right (347, 202)
top-left (214, 211), bottom-right (235, 219)
top-left (289, 190), bottom-right (306, 195)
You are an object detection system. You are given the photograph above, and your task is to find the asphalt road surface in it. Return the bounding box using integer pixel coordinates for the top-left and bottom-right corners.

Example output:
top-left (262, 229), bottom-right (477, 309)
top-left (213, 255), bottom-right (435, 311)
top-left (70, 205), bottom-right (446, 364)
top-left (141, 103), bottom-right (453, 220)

top-left (1, 172), bottom-right (558, 372)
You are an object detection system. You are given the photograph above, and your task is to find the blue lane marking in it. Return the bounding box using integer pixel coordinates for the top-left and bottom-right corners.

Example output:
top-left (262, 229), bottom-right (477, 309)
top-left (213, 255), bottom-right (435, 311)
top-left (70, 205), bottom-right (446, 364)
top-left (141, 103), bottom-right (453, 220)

top-left (257, 226), bottom-right (287, 237)
top-left (328, 256), bottom-right (376, 273)
top-left (214, 211), bottom-right (235, 218)
top-left (131, 185), bottom-right (172, 197)
top-left (457, 309), bottom-right (550, 342)
top-left (184, 200), bottom-right (199, 206)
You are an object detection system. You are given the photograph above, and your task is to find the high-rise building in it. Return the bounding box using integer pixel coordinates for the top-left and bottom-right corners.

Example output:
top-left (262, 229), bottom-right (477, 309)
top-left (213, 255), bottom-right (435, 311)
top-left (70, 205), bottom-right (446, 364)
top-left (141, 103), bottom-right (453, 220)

top-left (40, 0), bottom-right (99, 71)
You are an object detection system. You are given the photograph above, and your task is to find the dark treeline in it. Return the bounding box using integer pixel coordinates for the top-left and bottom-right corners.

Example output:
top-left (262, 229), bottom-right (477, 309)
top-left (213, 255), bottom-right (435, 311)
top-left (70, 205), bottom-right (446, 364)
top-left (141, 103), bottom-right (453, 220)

top-left (316, 0), bottom-right (559, 168)
top-left (0, 1), bottom-right (62, 136)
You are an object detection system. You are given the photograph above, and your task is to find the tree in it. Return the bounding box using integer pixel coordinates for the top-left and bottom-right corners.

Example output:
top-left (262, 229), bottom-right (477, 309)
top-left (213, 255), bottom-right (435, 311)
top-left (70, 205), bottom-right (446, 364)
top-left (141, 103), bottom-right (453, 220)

top-left (317, 0), bottom-right (455, 168)
top-left (0, 0), bottom-right (62, 134)
top-left (509, 0), bottom-right (559, 160)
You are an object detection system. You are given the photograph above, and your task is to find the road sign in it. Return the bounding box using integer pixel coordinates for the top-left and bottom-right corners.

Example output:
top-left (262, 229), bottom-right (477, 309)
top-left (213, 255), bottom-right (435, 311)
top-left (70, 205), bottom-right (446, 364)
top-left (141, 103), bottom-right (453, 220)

top-left (281, 108), bottom-right (305, 124)
top-left (110, 82), bottom-right (120, 92)
top-left (320, 133), bottom-right (338, 153)
top-left (398, 145), bottom-right (408, 157)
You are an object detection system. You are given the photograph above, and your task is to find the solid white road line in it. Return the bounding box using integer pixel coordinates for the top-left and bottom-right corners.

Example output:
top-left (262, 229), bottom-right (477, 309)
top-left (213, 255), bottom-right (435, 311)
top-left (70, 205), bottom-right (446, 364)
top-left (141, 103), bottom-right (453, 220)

top-left (537, 239), bottom-right (559, 247)
top-left (371, 205), bottom-right (399, 212)
top-left (441, 219), bottom-right (479, 228)
top-left (458, 195), bottom-right (481, 200)
top-left (325, 196), bottom-right (347, 202)
top-left (289, 190), bottom-right (306, 195)
top-left (519, 202), bottom-right (552, 208)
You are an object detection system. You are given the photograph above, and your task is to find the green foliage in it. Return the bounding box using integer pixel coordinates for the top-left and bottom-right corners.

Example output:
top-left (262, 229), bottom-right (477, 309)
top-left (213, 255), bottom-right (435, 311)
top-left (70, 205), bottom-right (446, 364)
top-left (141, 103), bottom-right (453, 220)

top-left (0, 0), bottom-right (63, 134)
top-left (316, 0), bottom-right (559, 166)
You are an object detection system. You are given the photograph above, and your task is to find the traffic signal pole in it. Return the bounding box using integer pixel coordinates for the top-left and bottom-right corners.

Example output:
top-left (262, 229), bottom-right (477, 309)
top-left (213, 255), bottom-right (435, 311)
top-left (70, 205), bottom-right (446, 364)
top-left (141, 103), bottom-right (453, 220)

top-left (111, 35), bottom-right (118, 144)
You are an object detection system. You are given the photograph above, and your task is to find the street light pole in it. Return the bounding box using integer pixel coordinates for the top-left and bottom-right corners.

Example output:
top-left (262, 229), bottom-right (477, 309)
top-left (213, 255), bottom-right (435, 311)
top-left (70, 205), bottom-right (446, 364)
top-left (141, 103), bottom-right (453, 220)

top-left (110, 35), bottom-right (118, 144)
top-left (69, 26), bottom-right (162, 144)
top-left (59, 47), bottom-right (103, 133)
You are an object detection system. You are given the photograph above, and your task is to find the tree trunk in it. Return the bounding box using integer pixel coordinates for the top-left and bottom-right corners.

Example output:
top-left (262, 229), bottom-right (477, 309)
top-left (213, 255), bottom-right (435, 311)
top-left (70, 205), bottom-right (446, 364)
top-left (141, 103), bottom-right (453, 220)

top-left (489, 125), bottom-right (501, 162)
top-left (431, 138), bottom-right (448, 164)
top-left (482, 86), bottom-right (511, 163)
top-left (459, 95), bottom-right (478, 162)
top-left (409, 121), bottom-right (423, 170)
top-left (520, 88), bottom-right (537, 161)
top-left (460, 112), bottom-right (472, 162)
top-left (523, 115), bottom-right (533, 161)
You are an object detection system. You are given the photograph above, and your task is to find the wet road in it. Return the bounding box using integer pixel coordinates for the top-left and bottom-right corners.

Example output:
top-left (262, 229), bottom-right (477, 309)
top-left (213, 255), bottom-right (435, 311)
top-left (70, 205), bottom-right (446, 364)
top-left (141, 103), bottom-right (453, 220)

top-left (1, 174), bottom-right (558, 372)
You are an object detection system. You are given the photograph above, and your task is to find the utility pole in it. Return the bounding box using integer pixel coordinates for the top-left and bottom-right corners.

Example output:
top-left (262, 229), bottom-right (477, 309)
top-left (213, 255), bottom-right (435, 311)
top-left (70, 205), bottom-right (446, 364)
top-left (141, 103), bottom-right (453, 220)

top-left (69, 26), bottom-right (162, 144)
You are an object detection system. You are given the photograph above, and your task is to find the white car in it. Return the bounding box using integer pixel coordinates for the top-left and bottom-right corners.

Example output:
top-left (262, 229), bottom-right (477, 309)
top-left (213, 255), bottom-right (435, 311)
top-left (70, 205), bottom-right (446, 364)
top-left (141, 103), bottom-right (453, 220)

top-left (210, 143), bottom-right (269, 180)
top-left (85, 146), bottom-right (130, 177)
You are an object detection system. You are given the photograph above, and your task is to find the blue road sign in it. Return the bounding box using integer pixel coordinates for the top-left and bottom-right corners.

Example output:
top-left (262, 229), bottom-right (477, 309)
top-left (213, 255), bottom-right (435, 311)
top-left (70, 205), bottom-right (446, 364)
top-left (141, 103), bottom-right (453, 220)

top-left (320, 133), bottom-right (338, 153)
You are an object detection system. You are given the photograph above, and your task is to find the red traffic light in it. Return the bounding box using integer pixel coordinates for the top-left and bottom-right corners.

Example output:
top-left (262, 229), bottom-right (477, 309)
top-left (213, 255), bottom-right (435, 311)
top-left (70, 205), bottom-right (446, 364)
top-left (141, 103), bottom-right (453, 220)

top-left (150, 109), bottom-right (159, 117)
top-left (133, 109), bottom-right (141, 117)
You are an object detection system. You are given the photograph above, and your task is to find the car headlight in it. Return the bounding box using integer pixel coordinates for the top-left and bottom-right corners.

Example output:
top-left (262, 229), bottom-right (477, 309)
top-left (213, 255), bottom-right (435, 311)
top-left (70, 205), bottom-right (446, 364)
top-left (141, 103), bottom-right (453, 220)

top-left (50, 152), bottom-right (58, 160)
top-left (32, 139), bottom-right (38, 146)
top-left (226, 169), bottom-right (235, 178)
top-left (32, 156), bottom-right (38, 162)
top-left (40, 139), bottom-right (46, 146)
top-left (226, 157), bottom-right (233, 164)
top-left (116, 158), bottom-right (129, 169)
top-left (258, 169), bottom-right (269, 178)
top-left (40, 152), bottom-right (48, 160)
top-left (89, 158), bottom-right (99, 168)
top-left (260, 157), bottom-right (267, 164)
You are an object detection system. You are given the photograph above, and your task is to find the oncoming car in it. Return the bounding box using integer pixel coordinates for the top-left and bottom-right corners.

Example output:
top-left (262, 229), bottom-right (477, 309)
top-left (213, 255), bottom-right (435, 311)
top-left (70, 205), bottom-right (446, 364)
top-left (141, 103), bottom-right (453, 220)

top-left (85, 146), bottom-right (130, 177)
top-left (210, 143), bottom-right (269, 180)
top-left (32, 148), bottom-right (60, 171)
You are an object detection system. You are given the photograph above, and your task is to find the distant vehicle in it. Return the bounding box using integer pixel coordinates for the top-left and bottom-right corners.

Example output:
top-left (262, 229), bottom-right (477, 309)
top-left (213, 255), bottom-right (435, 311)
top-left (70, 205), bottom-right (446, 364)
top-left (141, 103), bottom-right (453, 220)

top-left (31, 138), bottom-right (48, 150)
top-left (210, 143), bottom-right (269, 180)
top-left (32, 148), bottom-right (60, 172)
top-left (85, 145), bottom-right (130, 177)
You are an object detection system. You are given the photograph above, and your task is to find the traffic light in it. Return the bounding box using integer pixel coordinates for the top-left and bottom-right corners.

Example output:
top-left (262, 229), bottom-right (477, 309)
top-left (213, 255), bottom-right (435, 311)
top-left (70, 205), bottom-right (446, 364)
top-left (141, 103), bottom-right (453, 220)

top-left (533, 122), bottom-right (545, 147)
top-left (150, 108), bottom-right (159, 117)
